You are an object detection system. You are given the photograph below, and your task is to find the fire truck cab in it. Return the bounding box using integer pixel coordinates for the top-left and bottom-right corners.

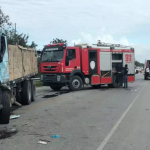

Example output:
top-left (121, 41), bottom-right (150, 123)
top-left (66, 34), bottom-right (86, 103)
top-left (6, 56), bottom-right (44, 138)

top-left (40, 42), bottom-right (135, 91)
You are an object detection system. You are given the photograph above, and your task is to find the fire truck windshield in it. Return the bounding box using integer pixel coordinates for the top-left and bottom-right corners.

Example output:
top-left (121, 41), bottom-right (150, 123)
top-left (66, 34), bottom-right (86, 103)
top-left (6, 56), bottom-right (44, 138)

top-left (41, 49), bottom-right (64, 62)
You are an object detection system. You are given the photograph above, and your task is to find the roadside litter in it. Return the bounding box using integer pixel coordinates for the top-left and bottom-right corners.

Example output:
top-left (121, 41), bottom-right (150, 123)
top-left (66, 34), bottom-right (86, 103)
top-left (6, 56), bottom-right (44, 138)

top-left (10, 115), bottom-right (20, 120)
top-left (51, 135), bottom-right (59, 138)
top-left (38, 140), bottom-right (48, 145)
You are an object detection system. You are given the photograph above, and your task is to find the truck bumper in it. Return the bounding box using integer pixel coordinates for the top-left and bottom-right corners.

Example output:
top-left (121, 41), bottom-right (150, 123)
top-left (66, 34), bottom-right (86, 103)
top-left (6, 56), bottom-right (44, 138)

top-left (41, 74), bottom-right (70, 86)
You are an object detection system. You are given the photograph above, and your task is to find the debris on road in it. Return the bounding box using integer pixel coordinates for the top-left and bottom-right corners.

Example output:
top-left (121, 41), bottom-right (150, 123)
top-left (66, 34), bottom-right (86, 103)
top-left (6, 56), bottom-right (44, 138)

top-left (0, 128), bottom-right (18, 139)
top-left (38, 140), bottom-right (48, 145)
top-left (10, 115), bottom-right (20, 120)
top-left (51, 135), bottom-right (59, 138)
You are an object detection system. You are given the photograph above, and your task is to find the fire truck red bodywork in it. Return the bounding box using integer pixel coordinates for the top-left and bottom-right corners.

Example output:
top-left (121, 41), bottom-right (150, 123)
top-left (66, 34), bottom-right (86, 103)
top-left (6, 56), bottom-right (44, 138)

top-left (40, 44), bottom-right (135, 90)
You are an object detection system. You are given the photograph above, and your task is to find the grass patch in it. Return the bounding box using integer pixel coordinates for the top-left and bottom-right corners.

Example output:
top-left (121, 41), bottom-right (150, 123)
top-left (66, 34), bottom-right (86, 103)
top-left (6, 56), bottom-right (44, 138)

top-left (35, 81), bottom-right (43, 87)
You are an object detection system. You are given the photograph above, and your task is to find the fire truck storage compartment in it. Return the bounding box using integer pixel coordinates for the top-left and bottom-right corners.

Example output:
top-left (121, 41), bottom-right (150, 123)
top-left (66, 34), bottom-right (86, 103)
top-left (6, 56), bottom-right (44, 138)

top-left (123, 52), bottom-right (134, 74)
top-left (91, 75), bottom-right (100, 85)
top-left (112, 53), bottom-right (123, 72)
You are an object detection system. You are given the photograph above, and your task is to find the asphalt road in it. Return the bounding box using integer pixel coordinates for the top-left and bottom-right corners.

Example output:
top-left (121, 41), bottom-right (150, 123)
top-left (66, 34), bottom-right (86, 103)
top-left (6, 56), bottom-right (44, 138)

top-left (0, 73), bottom-right (150, 150)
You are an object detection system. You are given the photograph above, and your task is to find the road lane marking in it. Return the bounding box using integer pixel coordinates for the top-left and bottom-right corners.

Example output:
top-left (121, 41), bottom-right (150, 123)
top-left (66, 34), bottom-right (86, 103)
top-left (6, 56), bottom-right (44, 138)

top-left (97, 83), bottom-right (147, 150)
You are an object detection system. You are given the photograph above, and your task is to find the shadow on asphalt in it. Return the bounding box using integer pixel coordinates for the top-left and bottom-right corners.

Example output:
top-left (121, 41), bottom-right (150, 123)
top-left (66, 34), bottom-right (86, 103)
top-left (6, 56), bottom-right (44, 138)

top-left (42, 86), bottom-right (110, 98)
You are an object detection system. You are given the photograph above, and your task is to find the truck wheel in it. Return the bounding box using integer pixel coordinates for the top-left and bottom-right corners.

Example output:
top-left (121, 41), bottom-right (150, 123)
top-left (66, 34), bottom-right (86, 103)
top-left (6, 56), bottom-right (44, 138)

top-left (50, 85), bottom-right (62, 91)
top-left (69, 76), bottom-right (83, 91)
top-left (112, 75), bottom-right (120, 88)
top-left (0, 91), bottom-right (10, 124)
top-left (21, 80), bottom-right (32, 105)
top-left (31, 80), bottom-right (36, 102)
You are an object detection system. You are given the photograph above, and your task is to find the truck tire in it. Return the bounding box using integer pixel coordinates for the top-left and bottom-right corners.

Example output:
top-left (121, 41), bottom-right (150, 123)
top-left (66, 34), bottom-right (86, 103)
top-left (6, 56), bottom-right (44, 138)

top-left (112, 74), bottom-right (120, 88)
top-left (0, 91), bottom-right (10, 124)
top-left (21, 80), bottom-right (32, 105)
top-left (50, 85), bottom-right (62, 91)
top-left (69, 76), bottom-right (83, 91)
top-left (31, 80), bottom-right (36, 102)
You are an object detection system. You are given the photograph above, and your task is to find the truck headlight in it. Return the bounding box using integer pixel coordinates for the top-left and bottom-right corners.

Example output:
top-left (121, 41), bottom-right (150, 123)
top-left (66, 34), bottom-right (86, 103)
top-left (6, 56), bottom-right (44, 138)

top-left (57, 75), bottom-right (61, 81)
top-left (41, 75), bottom-right (43, 80)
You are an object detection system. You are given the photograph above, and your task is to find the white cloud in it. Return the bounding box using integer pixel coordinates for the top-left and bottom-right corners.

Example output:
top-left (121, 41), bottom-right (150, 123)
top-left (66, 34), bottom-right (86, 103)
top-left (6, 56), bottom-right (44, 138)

top-left (0, 0), bottom-right (150, 62)
top-left (71, 32), bottom-right (150, 62)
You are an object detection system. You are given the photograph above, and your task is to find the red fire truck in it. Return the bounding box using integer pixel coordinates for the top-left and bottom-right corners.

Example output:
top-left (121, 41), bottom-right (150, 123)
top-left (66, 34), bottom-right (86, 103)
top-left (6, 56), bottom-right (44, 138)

top-left (40, 41), bottom-right (135, 91)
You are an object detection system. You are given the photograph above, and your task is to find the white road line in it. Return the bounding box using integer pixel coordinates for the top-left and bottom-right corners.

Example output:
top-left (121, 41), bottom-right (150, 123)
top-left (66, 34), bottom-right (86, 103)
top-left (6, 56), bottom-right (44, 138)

top-left (97, 83), bottom-right (147, 150)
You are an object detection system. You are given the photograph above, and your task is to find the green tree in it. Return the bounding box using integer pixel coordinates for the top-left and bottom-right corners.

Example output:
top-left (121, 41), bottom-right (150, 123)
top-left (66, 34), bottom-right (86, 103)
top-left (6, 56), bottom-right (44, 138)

top-left (135, 60), bottom-right (144, 67)
top-left (5, 29), bottom-right (37, 48)
top-left (30, 41), bottom-right (38, 48)
top-left (50, 38), bottom-right (67, 45)
top-left (0, 7), bottom-right (12, 27)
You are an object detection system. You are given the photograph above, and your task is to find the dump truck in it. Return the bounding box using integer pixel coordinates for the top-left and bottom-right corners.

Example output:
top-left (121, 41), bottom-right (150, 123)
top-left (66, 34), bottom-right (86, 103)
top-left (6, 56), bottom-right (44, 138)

top-left (40, 41), bottom-right (135, 91)
top-left (0, 28), bottom-right (38, 124)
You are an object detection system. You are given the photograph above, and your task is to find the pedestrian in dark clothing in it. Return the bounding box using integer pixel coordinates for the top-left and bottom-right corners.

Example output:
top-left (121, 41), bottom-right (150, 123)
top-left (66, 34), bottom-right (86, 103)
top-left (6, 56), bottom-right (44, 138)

top-left (124, 64), bottom-right (129, 88)
top-left (116, 64), bottom-right (123, 85)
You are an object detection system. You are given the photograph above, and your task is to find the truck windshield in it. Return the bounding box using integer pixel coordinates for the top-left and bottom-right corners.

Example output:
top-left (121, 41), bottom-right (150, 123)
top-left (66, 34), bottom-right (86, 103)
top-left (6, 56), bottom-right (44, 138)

top-left (41, 50), bottom-right (64, 62)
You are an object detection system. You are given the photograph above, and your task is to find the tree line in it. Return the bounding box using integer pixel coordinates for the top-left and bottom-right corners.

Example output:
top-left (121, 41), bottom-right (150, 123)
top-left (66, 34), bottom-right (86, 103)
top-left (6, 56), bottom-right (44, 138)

top-left (0, 7), bottom-right (144, 67)
top-left (0, 7), bottom-right (67, 48)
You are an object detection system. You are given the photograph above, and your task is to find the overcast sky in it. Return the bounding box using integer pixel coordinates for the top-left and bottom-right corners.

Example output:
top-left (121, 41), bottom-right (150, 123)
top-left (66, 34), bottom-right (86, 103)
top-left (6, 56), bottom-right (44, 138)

top-left (0, 0), bottom-right (150, 62)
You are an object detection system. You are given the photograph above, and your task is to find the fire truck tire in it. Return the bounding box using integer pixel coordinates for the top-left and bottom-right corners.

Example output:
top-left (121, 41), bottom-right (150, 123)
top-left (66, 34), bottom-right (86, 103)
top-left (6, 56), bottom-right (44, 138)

top-left (31, 80), bottom-right (36, 102)
top-left (69, 76), bottom-right (83, 91)
top-left (0, 91), bottom-right (10, 124)
top-left (21, 80), bottom-right (32, 105)
top-left (50, 85), bottom-right (62, 91)
top-left (112, 74), bottom-right (120, 88)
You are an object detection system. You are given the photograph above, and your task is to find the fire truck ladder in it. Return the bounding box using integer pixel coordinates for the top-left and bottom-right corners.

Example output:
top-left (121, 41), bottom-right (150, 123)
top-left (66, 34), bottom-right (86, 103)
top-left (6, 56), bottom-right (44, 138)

top-left (93, 40), bottom-right (134, 49)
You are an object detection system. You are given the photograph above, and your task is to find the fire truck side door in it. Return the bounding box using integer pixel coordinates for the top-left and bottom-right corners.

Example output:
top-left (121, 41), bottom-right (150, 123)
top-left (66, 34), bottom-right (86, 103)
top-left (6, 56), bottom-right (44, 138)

top-left (88, 50), bottom-right (98, 75)
top-left (64, 48), bottom-right (80, 73)
top-left (123, 52), bottom-right (135, 74)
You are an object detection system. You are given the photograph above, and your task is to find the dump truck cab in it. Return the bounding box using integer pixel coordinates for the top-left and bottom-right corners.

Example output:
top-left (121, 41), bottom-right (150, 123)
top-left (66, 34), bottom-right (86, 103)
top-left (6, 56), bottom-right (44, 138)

top-left (0, 28), bottom-right (9, 84)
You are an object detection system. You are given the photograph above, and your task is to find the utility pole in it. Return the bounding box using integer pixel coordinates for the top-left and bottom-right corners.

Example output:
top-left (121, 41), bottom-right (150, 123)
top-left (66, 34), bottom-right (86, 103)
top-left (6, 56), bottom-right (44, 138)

top-left (15, 23), bottom-right (16, 34)
top-left (14, 23), bottom-right (17, 45)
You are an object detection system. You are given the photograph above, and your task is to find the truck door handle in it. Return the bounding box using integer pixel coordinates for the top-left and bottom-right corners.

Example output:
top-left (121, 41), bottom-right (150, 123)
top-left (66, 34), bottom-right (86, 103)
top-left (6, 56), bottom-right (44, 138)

top-left (74, 66), bottom-right (77, 69)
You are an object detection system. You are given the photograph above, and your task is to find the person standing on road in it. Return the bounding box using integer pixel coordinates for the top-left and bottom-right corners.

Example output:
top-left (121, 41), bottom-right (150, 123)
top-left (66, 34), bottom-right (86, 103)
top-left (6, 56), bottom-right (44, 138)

top-left (124, 64), bottom-right (129, 88)
top-left (116, 64), bottom-right (123, 86)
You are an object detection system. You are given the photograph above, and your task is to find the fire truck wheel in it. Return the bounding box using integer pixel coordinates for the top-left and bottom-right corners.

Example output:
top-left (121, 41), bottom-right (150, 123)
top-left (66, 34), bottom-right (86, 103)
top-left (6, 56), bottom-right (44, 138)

top-left (21, 80), bottom-right (32, 105)
top-left (69, 76), bottom-right (83, 91)
top-left (112, 74), bottom-right (120, 88)
top-left (0, 91), bottom-right (10, 124)
top-left (50, 85), bottom-right (62, 91)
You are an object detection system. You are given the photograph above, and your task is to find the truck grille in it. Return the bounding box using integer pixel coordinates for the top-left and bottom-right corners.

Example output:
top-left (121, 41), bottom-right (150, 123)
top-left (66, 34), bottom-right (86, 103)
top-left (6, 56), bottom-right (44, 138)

top-left (43, 66), bottom-right (57, 71)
